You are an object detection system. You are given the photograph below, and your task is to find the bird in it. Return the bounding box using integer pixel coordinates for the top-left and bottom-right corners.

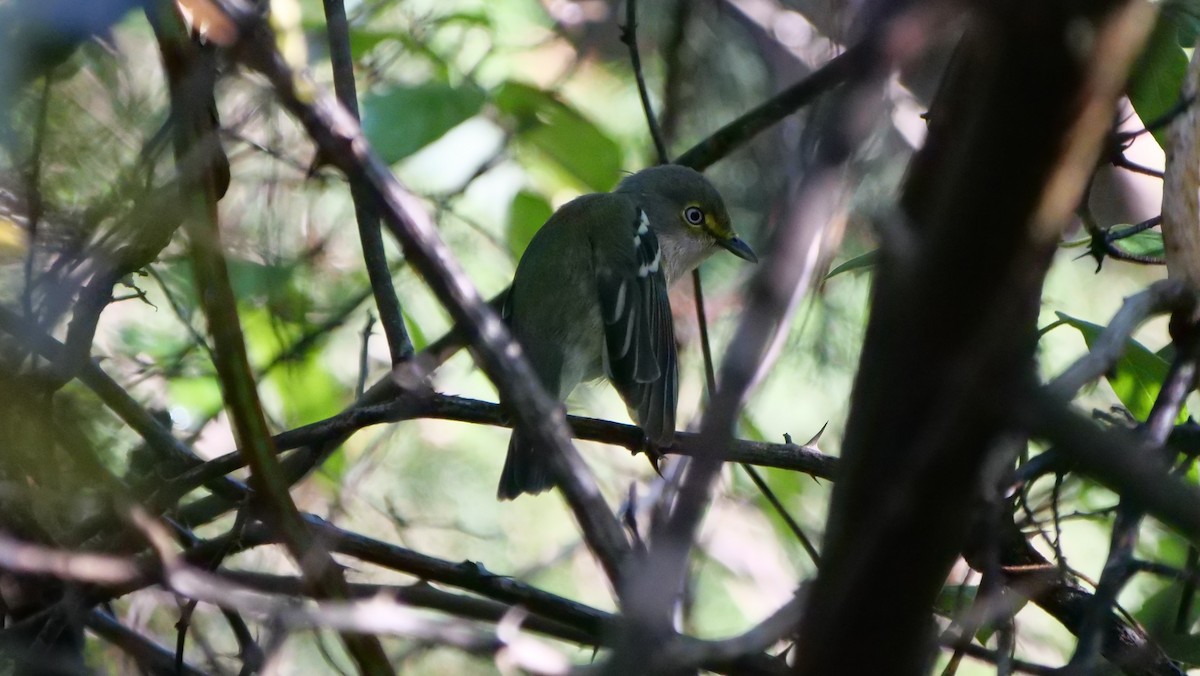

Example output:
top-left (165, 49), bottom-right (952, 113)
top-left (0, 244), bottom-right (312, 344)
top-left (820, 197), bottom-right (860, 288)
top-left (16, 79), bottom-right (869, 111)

top-left (498, 164), bottom-right (757, 500)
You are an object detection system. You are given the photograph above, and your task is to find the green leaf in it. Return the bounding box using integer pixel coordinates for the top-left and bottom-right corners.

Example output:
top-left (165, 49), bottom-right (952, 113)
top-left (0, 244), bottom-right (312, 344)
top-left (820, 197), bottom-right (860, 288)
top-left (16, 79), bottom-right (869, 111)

top-left (318, 447), bottom-right (349, 485)
top-left (507, 190), bottom-right (552, 257)
top-left (1169, 2), bottom-right (1200, 47)
top-left (1134, 580), bottom-right (1200, 665)
top-left (347, 29), bottom-right (395, 60)
top-left (431, 11), bottom-right (492, 28)
top-left (825, 249), bottom-right (877, 280)
top-left (363, 82), bottom-right (485, 164)
top-left (933, 585), bottom-right (989, 641)
top-left (933, 585), bottom-right (978, 619)
top-left (402, 307), bottom-right (429, 351)
top-left (1158, 343), bottom-right (1177, 362)
top-left (1127, 13), bottom-right (1188, 148)
top-left (168, 377), bottom-right (223, 417)
top-left (266, 351), bottom-right (343, 426)
top-left (1112, 229), bottom-right (1165, 258)
top-left (493, 81), bottom-right (623, 192)
top-left (1057, 312), bottom-right (1185, 421)
top-left (157, 258), bottom-right (306, 319)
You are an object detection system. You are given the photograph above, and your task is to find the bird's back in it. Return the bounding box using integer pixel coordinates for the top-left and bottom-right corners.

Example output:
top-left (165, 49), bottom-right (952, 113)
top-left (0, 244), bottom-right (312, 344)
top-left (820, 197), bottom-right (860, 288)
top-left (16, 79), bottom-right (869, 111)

top-left (506, 193), bottom-right (637, 397)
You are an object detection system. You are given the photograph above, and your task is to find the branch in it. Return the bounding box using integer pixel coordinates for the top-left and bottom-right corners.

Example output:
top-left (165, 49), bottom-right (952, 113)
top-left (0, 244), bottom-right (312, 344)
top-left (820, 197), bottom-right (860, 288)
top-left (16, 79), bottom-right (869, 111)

top-left (146, 4), bottom-right (391, 672)
top-left (0, 532), bottom-right (147, 586)
top-left (673, 43), bottom-right (870, 171)
top-left (220, 571), bottom-right (599, 646)
top-left (123, 511), bottom-right (571, 674)
top-left (960, 502), bottom-right (1182, 676)
top-left (1067, 316), bottom-right (1200, 671)
top-left (616, 33), bottom-right (876, 676)
top-left (321, 0), bottom-right (413, 364)
top-left (1027, 392), bottom-right (1200, 548)
top-left (86, 610), bottom-right (207, 676)
top-left (621, 0), bottom-right (670, 164)
top-left (794, 1), bottom-right (1156, 673)
top-left (1046, 279), bottom-right (1193, 399)
top-left (1163, 35), bottom-right (1200, 287)
top-left (159, 390), bottom-right (836, 514)
top-left (229, 14), bottom-right (631, 584)
top-left (62, 513), bottom-right (573, 675)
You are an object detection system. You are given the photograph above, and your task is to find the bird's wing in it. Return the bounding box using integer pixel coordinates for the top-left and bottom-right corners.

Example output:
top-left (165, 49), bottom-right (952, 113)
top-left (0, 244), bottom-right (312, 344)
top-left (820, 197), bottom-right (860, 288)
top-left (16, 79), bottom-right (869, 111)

top-left (593, 204), bottom-right (677, 445)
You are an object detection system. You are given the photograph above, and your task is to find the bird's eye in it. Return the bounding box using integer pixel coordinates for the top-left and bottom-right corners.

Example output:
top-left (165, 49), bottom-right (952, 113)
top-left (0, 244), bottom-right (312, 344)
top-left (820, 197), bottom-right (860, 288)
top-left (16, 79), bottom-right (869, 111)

top-left (683, 206), bottom-right (705, 226)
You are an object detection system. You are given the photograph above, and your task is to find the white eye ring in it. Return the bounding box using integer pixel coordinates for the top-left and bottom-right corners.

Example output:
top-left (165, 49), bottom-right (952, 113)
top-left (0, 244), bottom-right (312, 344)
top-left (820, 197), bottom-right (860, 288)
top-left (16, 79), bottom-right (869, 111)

top-left (683, 206), bottom-right (705, 225)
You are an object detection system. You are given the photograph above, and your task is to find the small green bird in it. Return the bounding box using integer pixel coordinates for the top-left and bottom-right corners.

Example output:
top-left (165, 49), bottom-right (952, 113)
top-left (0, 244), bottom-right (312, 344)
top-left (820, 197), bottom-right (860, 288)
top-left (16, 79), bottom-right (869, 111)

top-left (498, 165), bottom-right (757, 500)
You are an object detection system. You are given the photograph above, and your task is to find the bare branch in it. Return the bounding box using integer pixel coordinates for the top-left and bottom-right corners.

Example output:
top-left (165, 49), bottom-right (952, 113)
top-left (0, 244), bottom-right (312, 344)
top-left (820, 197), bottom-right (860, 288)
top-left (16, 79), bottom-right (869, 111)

top-left (86, 611), bottom-right (208, 676)
top-left (621, 0), bottom-right (670, 164)
top-left (146, 4), bottom-right (392, 671)
top-left (674, 44), bottom-right (870, 171)
top-left (227, 12), bottom-right (632, 585)
top-left (321, 0), bottom-right (413, 364)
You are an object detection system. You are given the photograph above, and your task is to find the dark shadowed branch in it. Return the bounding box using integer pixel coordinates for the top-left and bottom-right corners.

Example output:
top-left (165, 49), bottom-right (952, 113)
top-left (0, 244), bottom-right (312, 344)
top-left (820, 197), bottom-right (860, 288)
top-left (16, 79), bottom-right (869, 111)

top-left (795, 2), bottom-right (1158, 673)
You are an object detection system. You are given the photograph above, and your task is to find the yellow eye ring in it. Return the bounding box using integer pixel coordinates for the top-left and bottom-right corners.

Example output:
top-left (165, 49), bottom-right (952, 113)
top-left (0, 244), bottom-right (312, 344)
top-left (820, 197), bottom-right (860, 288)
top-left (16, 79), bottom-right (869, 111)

top-left (683, 206), bottom-right (705, 226)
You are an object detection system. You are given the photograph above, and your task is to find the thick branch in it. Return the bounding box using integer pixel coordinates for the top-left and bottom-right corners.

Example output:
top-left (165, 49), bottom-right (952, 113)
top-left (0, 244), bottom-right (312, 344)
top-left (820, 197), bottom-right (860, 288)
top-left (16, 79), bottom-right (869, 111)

top-left (794, 2), bottom-right (1156, 674)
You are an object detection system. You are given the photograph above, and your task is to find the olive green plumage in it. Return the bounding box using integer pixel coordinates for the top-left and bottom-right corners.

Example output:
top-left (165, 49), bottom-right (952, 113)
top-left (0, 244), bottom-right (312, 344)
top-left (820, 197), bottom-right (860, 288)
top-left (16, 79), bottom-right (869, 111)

top-left (498, 165), bottom-right (756, 500)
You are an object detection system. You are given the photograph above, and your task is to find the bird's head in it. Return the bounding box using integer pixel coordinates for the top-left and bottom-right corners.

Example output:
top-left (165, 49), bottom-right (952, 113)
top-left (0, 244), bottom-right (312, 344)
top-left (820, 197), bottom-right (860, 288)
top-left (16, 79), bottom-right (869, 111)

top-left (616, 165), bottom-right (757, 264)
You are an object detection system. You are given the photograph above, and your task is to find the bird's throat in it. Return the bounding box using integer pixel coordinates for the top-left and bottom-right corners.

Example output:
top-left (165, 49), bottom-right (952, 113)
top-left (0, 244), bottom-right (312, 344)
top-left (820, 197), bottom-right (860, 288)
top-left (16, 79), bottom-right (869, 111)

top-left (657, 232), bottom-right (718, 286)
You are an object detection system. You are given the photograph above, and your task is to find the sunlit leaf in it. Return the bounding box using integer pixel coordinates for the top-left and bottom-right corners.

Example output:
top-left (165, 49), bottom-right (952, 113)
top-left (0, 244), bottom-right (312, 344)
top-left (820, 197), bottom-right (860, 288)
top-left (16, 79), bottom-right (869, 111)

top-left (1057, 312), bottom-right (1184, 421)
top-left (346, 11), bottom-right (491, 60)
top-left (1112, 230), bottom-right (1165, 258)
top-left (266, 351), bottom-right (344, 426)
top-left (493, 81), bottom-right (623, 192)
top-left (168, 377), bottom-right (223, 417)
top-left (403, 307), bottom-right (429, 351)
top-left (363, 82), bottom-right (485, 164)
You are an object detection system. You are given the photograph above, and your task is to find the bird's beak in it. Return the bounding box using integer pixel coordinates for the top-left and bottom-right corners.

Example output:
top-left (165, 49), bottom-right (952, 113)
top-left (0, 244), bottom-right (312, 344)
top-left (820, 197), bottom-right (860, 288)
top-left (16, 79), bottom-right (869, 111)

top-left (718, 236), bottom-right (758, 263)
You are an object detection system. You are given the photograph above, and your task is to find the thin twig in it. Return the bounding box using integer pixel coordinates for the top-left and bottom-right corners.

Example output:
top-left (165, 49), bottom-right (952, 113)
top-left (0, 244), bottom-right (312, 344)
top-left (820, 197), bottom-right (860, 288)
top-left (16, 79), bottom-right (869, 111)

top-left (357, 313), bottom-right (375, 399)
top-left (621, 0), bottom-right (670, 164)
top-left (86, 610), bottom-right (208, 676)
top-left (322, 0), bottom-right (413, 364)
top-left (1106, 214), bottom-right (1162, 241)
top-left (674, 43), bottom-right (870, 171)
top-left (1112, 152), bottom-right (1164, 178)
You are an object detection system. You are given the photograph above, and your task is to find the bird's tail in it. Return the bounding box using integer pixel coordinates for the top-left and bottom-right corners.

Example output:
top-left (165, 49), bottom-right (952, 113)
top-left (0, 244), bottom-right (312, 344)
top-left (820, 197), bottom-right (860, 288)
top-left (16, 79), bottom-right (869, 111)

top-left (497, 430), bottom-right (556, 500)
